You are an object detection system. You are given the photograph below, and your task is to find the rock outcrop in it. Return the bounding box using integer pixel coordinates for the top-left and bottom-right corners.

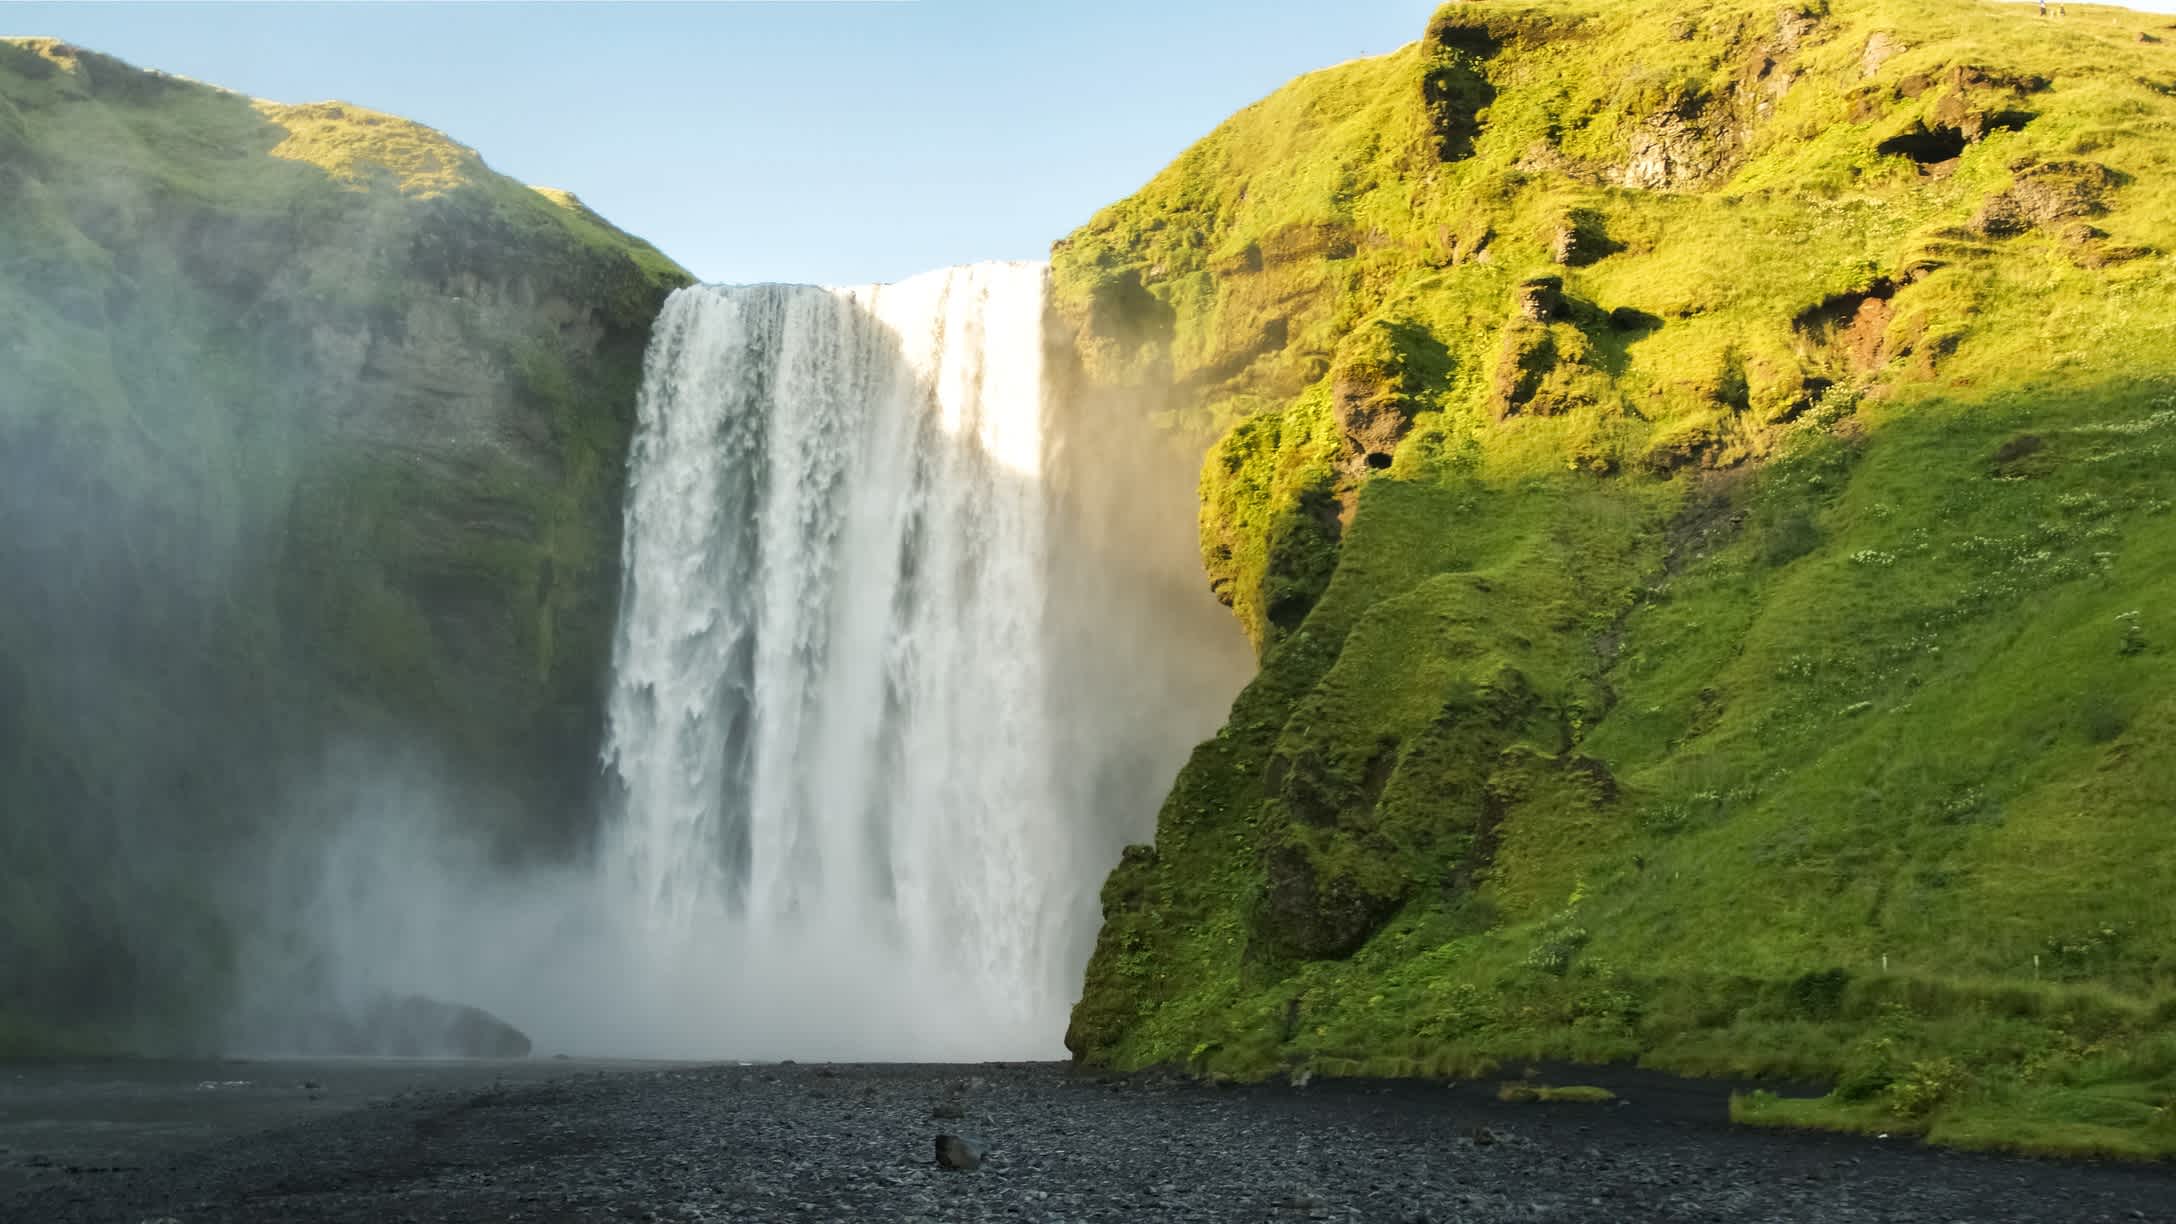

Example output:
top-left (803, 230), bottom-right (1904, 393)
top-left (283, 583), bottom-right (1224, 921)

top-left (0, 38), bottom-right (688, 1050)
top-left (282, 993), bottom-right (534, 1059)
top-left (1058, 0), bottom-right (2176, 1159)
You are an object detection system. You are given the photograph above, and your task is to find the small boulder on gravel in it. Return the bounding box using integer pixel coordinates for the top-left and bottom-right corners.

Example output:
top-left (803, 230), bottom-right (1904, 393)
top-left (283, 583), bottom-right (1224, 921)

top-left (1275, 1191), bottom-right (1331, 1218)
top-left (934, 1133), bottom-right (988, 1171)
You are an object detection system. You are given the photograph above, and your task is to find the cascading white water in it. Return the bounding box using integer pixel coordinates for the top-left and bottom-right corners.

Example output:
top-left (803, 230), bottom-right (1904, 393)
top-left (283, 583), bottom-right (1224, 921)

top-left (233, 259), bottom-right (1248, 1062)
top-left (599, 262), bottom-right (1078, 1058)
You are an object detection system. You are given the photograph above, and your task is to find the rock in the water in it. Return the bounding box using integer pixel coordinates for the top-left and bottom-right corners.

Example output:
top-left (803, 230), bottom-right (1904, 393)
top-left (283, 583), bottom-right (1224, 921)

top-left (934, 1133), bottom-right (988, 1171)
top-left (932, 1101), bottom-right (967, 1120)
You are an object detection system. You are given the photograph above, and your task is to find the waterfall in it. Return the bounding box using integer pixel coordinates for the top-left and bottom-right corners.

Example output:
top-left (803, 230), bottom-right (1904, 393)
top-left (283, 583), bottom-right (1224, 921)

top-left (235, 259), bottom-right (1246, 1063)
top-left (598, 262), bottom-right (1078, 1058)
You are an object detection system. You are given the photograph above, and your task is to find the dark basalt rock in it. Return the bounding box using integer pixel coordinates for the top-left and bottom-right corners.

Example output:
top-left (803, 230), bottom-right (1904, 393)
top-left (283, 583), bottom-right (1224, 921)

top-left (1514, 275), bottom-right (1564, 322)
top-left (280, 993), bottom-right (532, 1059)
top-left (934, 1133), bottom-right (988, 1171)
top-left (1971, 160), bottom-right (2121, 238)
top-left (1491, 321), bottom-right (1558, 418)
top-left (1259, 837), bottom-right (1408, 960)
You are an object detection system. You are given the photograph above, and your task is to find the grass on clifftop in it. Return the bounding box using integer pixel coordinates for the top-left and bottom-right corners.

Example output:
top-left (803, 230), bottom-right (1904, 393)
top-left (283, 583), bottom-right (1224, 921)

top-left (1061, 0), bottom-right (2176, 1159)
top-left (0, 38), bottom-right (686, 292)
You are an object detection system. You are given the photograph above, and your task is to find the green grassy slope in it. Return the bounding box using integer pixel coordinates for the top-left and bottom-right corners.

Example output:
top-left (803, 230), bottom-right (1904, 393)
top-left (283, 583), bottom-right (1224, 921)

top-left (0, 38), bottom-right (690, 1051)
top-left (1061, 0), bottom-right (2176, 1157)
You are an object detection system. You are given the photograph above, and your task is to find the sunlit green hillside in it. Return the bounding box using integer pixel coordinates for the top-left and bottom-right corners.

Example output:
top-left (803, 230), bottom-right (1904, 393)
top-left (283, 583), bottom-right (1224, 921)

top-left (1061, 0), bottom-right (2176, 1158)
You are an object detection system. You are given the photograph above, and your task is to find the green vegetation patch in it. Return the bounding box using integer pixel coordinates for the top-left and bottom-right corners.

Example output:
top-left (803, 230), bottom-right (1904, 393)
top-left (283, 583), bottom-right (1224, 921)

top-left (0, 37), bottom-right (690, 1050)
top-left (1062, 0), bottom-right (2176, 1160)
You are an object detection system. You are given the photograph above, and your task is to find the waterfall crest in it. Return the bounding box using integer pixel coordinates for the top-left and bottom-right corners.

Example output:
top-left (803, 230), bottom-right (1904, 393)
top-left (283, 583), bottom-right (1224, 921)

top-left (599, 262), bottom-right (1077, 1056)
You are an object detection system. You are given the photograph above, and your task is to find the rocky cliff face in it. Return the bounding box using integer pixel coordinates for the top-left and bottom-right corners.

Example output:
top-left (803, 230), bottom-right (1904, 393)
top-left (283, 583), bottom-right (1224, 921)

top-left (0, 39), bottom-right (688, 1049)
top-left (1060, 0), bottom-right (2176, 1157)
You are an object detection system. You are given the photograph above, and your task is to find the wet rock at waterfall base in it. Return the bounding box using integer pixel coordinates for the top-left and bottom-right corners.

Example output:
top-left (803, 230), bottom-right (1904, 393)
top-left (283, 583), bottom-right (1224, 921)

top-left (934, 1133), bottom-right (988, 1170)
top-left (276, 993), bottom-right (532, 1059)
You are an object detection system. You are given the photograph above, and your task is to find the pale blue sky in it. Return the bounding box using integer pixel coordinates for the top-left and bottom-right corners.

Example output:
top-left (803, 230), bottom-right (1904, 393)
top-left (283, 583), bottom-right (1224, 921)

top-left (5, 1), bottom-right (1437, 284)
top-left (9, 2), bottom-right (2174, 285)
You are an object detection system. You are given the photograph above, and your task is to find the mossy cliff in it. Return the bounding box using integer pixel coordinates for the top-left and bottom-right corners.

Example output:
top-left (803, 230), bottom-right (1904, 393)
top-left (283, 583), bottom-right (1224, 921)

top-left (1060, 0), bottom-right (2176, 1157)
top-left (0, 39), bottom-right (688, 1049)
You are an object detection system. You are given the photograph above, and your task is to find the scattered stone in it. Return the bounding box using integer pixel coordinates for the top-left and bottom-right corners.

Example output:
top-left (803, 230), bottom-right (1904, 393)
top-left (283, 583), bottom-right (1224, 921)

top-left (1617, 110), bottom-right (1731, 191)
top-left (1275, 1191), bottom-right (1332, 1218)
top-left (1490, 320), bottom-right (1558, 418)
top-left (934, 1133), bottom-right (988, 1171)
top-left (1550, 224), bottom-right (1581, 266)
top-left (1970, 160), bottom-right (2118, 238)
top-left (8, 1062), bottom-right (2172, 1221)
top-left (1862, 30), bottom-right (1905, 78)
top-left (1514, 275), bottom-right (1564, 322)
top-left (1990, 433), bottom-right (2044, 470)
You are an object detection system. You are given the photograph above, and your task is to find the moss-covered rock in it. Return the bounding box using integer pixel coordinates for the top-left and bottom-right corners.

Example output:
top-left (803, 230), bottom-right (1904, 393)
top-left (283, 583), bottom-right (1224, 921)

top-left (1328, 319), bottom-right (1450, 477)
top-left (1060, 0), bottom-right (2176, 1159)
top-left (0, 38), bottom-right (689, 1048)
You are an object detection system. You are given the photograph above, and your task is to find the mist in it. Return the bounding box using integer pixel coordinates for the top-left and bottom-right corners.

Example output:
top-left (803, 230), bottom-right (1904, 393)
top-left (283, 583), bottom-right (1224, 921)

top-left (1, 43), bottom-right (629, 1055)
top-left (2, 47), bottom-right (1248, 1062)
top-left (202, 268), bottom-right (1247, 1062)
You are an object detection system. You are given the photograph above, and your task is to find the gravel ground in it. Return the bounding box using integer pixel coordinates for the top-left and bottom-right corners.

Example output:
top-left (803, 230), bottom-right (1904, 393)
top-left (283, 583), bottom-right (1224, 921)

top-left (0, 1056), bottom-right (677, 1208)
top-left (5, 1060), bottom-right (2173, 1223)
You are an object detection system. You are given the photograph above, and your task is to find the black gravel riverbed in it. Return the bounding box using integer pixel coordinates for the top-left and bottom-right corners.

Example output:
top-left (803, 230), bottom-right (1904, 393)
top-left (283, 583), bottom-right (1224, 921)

top-left (5, 1060), bottom-right (2172, 1223)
